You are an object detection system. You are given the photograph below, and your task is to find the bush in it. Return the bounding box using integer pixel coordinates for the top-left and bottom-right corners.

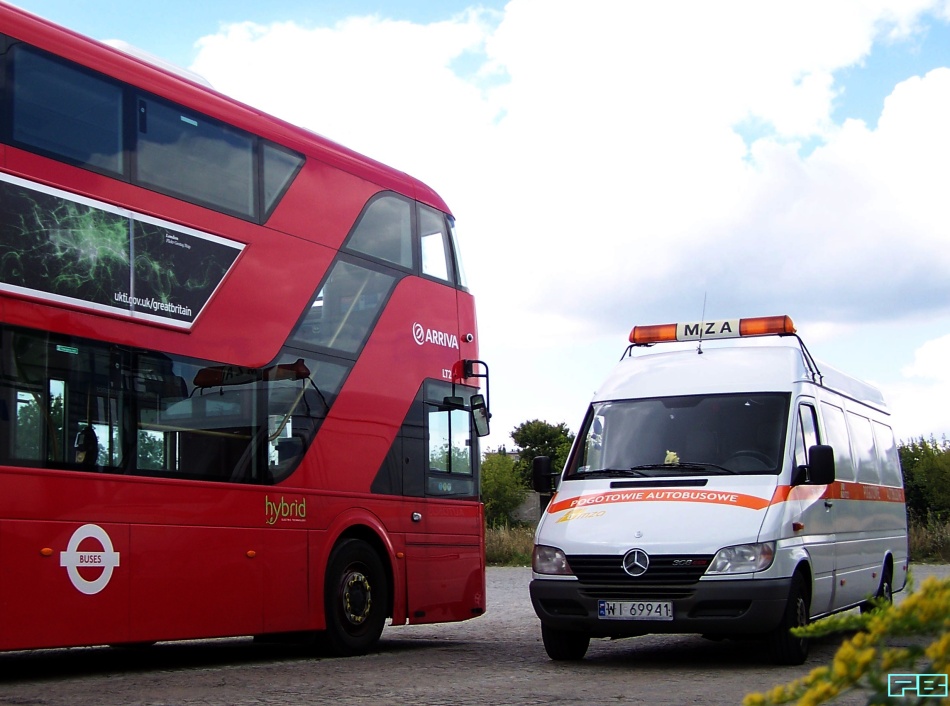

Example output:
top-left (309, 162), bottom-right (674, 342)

top-left (481, 452), bottom-right (528, 528)
top-left (745, 575), bottom-right (950, 706)
top-left (909, 514), bottom-right (950, 563)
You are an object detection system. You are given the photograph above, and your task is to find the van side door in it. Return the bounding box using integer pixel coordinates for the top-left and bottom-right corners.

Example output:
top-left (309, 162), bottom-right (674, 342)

top-left (820, 401), bottom-right (870, 610)
top-left (795, 400), bottom-right (835, 615)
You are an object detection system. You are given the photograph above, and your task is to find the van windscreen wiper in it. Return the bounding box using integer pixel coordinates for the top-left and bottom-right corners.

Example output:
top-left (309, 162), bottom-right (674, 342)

top-left (628, 463), bottom-right (737, 475)
top-left (578, 468), bottom-right (650, 478)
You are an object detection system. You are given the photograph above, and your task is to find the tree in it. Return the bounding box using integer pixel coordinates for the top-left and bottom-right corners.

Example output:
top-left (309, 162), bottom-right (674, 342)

top-left (900, 436), bottom-right (950, 522)
top-left (481, 451), bottom-right (528, 528)
top-left (511, 419), bottom-right (575, 484)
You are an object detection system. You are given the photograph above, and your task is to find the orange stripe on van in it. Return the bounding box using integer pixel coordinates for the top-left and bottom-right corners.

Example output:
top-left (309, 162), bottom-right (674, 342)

top-left (769, 482), bottom-right (904, 505)
top-left (548, 481), bottom-right (905, 516)
top-left (547, 489), bottom-right (771, 514)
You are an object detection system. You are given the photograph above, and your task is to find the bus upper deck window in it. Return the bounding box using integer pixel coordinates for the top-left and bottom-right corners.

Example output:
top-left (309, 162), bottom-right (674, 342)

top-left (345, 194), bottom-right (413, 269)
top-left (419, 205), bottom-right (454, 284)
top-left (135, 96), bottom-right (255, 220)
top-left (447, 217), bottom-right (469, 289)
top-left (11, 46), bottom-right (123, 176)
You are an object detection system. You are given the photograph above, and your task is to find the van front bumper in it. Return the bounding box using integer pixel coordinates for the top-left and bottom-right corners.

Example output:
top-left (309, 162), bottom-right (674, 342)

top-left (530, 576), bottom-right (791, 637)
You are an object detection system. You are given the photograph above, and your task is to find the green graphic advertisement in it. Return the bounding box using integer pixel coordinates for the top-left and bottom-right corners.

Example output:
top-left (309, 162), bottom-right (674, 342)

top-left (0, 174), bottom-right (243, 327)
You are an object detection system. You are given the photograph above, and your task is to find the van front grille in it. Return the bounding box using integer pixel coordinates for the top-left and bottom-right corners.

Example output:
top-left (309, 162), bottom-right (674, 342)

top-left (566, 554), bottom-right (712, 585)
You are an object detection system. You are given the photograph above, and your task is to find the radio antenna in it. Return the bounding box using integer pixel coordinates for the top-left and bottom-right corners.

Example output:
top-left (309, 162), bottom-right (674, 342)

top-left (697, 292), bottom-right (707, 354)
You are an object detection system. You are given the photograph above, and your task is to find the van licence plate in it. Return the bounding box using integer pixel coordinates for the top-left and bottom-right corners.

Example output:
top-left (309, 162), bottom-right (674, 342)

top-left (598, 600), bottom-right (673, 620)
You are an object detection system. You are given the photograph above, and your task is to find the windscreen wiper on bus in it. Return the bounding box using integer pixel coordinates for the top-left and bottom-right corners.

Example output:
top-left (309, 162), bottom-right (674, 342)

top-left (628, 463), bottom-right (737, 475)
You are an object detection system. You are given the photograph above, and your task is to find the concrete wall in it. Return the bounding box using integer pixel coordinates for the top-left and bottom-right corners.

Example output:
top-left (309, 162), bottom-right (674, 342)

top-left (512, 491), bottom-right (547, 525)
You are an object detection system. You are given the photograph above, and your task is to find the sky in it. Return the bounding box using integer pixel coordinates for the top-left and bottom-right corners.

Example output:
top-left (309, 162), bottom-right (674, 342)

top-left (9, 0), bottom-right (950, 450)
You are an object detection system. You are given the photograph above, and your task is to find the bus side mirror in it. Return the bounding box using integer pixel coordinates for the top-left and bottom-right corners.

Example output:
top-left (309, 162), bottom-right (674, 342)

top-left (806, 444), bottom-right (835, 485)
top-left (471, 394), bottom-right (490, 438)
top-left (532, 455), bottom-right (558, 493)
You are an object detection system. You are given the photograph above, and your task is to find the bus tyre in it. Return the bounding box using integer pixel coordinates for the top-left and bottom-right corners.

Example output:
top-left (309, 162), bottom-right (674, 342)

top-left (860, 565), bottom-right (893, 614)
top-left (324, 539), bottom-right (388, 657)
top-left (768, 573), bottom-right (810, 665)
top-left (541, 624), bottom-right (590, 661)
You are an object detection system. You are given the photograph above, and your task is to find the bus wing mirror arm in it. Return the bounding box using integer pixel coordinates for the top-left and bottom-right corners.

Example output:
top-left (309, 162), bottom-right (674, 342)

top-left (456, 360), bottom-right (491, 437)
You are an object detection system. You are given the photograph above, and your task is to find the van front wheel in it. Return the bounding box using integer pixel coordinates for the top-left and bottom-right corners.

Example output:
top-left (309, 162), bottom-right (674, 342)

top-left (768, 573), bottom-right (809, 665)
top-left (541, 624), bottom-right (590, 661)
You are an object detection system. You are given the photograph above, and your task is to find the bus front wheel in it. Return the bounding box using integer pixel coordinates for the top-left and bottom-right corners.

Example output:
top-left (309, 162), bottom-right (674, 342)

top-left (324, 538), bottom-right (389, 656)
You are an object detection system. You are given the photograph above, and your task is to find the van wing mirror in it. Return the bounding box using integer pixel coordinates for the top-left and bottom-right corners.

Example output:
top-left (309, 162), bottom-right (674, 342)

top-left (532, 455), bottom-right (558, 493)
top-left (806, 444), bottom-right (835, 485)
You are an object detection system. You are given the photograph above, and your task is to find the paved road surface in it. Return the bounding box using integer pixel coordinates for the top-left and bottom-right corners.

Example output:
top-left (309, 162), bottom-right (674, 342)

top-left (0, 564), bottom-right (946, 705)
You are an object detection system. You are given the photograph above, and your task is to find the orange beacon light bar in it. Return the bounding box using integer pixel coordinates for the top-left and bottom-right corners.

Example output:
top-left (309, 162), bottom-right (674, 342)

top-left (630, 315), bottom-right (796, 345)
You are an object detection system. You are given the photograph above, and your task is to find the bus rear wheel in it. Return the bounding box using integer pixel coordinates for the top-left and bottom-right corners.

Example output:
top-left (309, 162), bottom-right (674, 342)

top-left (324, 538), bottom-right (388, 657)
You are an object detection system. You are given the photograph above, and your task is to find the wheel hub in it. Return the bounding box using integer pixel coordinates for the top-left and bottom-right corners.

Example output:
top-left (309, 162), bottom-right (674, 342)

top-left (342, 571), bottom-right (372, 625)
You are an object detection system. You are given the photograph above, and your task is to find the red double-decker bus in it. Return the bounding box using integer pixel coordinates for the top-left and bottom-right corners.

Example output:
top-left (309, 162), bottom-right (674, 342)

top-left (0, 2), bottom-right (489, 656)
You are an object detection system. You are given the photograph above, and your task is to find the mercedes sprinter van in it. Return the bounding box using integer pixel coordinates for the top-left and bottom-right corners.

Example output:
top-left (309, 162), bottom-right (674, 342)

top-left (530, 315), bottom-right (908, 664)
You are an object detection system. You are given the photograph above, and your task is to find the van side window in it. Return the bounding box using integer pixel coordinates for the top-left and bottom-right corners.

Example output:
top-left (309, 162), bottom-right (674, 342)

top-left (873, 421), bottom-right (902, 487)
top-left (794, 403), bottom-right (820, 467)
top-left (820, 402), bottom-right (855, 482)
top-left (847, 412), bottom-right (880, 484)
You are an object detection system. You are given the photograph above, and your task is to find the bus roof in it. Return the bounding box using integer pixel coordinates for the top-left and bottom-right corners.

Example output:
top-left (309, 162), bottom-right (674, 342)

top-left (0, 1), bottom-right (451, 214)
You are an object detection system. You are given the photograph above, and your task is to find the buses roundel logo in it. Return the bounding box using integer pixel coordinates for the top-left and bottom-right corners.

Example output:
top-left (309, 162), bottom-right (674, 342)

top-left (59, 524), bottom-right (121, 595)
top-left (412, 322), bottom-right (459, 349)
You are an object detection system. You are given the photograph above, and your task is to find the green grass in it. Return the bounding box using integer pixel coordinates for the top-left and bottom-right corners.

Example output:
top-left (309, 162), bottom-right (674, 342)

top-left (485, 524), bottom-right (535, 566)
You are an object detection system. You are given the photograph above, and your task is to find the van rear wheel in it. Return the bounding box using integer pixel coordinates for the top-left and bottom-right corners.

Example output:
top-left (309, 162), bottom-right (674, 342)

top-left (860, 565), bottom-right (893, 614)
top-left (541, 624), bottom-right (590, 661)
top-left (768, 573), bottom-right (809, 665)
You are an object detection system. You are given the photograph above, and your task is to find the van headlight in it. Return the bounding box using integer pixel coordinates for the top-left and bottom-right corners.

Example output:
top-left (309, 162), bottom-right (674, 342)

top-left (707, 541), bottom-right (775, 574)
top-left (533, 545), bottom-right (573, 575)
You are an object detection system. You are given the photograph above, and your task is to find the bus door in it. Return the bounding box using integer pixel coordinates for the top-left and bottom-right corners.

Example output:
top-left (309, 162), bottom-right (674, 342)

top-left (403, 381), bottom-right (484, 624)
top-left (123, 355), bottom-right (274, 641)
top-left (1, 331), bottom-right (132, 648)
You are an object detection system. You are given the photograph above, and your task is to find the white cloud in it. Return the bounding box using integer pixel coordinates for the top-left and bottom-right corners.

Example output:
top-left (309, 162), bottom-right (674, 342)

top-left (902, 333), bottom-right (950, 383)
top-left (187, 1), bottom-right (950, 444)
top-left (886, 333), bottom-right (950, 442)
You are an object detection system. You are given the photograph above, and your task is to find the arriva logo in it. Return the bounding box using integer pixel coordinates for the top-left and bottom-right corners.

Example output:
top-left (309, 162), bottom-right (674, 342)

top-left (412, 322), bottom-right (459, 349)
top-left (265, 495), bottom-right (307, 525)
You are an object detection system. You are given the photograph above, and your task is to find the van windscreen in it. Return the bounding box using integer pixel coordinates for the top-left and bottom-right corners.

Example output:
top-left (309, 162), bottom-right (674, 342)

top-left (570, 393), bottom-right (790, 477)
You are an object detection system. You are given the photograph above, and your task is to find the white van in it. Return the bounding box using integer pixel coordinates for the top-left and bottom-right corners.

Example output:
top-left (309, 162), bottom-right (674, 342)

top-left (530, 315), bottom-right (908, 664)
